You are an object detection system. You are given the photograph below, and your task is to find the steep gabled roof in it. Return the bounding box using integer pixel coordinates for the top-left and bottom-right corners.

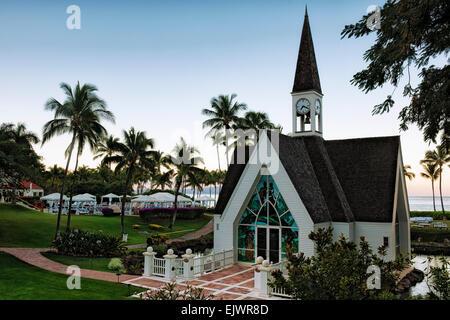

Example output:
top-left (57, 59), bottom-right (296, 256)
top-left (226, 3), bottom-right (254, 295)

top-left (325, 136), bottom-right (400, 223)
top-left (292, 8), bottom-right (322, 94)
top-left (216, 133), bottom-right (400, 224)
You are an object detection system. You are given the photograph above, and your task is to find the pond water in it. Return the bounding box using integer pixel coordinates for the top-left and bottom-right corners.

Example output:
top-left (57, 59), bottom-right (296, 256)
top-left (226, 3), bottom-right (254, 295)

top-left (410, 255), bottom-right (450, 297)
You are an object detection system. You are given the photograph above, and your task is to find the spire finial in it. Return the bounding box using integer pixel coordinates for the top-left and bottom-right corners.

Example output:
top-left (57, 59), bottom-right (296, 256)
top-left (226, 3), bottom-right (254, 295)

top-left (305, 5), bottom-right (308, 17)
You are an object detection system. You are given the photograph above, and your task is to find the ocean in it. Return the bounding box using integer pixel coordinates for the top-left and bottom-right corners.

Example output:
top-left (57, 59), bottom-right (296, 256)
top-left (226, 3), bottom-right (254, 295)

top-left (187, 189), bottom-right (449, 212)
top-left (408, 196), bottom-right (450, 211)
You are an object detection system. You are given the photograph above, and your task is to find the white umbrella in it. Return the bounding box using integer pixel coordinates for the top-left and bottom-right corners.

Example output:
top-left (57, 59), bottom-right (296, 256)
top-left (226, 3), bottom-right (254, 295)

top-left (41, 193), bottom-right (69, 201)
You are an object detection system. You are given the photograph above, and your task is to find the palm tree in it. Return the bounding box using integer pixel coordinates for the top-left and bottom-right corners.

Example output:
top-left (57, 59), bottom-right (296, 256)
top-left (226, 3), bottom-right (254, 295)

top-left (1, 123), bottom-right (40, 147)
top-left (403, 165), bottom-right (416, 181)
top-left (42, 82), bottom-right (114, 238)
top-left (103, 127), bottom-right (155, 236)
top-left (421, 146), bottom-right (450, 219)
top-left (420, 163), bottom-right (439, 212)
top-left (48, 164), bottom-right (64, 192)
top-left (153, 170), bottom-right (173, 190)
top-left (207, 131), bottom-right (226, 172)
top-left (94, 135), bottom-right (119, 169)
top-left (236, 111), bottom-right (276, 131)
top-left (168, 138), bottom-right (204, 229)
top-left (201, 94), bottom-right (247, 167)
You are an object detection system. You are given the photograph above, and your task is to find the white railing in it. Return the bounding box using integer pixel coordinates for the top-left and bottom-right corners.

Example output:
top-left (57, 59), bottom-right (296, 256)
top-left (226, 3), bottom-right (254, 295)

top-left (269, 285), bottom-right (292, 298)
top-left (153, 257), bottom-right (166, 277)
top-left (144, 248), bottom-right (234, 280)
top-left (271, 260), bottom-right (288, 276)
top-left (192, 249), bottom-right (234, 276)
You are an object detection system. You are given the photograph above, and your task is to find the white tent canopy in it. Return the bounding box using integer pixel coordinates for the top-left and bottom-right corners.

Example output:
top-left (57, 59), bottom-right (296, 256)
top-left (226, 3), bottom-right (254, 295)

top-left (101, 193), bottom-right (121, 205)
top-left (196, 195), bottom-right (215, 201)
top-left (72, 194), bottom-right (97, 202)
top-left (41, 193), bottom-right (69, 201)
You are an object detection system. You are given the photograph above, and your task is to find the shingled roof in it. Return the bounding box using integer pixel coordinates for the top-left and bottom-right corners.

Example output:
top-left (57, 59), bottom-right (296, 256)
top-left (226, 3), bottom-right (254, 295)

top-left (215, 133), bottom-right (400, 224)
top-left (292, 7), bottom-right (322, 94)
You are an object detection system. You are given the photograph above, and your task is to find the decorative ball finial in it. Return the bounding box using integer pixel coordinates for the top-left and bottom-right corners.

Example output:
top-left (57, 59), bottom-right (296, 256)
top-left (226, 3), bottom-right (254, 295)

top-left (167, 249), bottom-right (174, 255)
top-left (147, 246), bottom-right (153, 253)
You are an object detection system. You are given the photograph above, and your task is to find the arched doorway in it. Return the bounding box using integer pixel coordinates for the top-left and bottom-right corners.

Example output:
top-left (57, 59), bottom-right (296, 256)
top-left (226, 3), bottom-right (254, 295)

top-left (237, 175), bottom-right (299, 263)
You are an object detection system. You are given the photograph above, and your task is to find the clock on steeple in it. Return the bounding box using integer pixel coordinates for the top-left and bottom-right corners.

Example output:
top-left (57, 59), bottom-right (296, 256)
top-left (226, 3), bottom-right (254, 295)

top-left (291, 7), bottom-right (323, 137)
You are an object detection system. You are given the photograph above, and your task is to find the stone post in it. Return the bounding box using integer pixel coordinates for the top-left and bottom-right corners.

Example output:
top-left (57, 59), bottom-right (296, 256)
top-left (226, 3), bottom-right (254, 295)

top-left (163, 249), bottom-right (177, 281)
top-left (143, 246), bottom-right (156, 277)
top-left (254, 258), bottom-right (272, 297)
top-left (182, 248), bottom-right (194, 280)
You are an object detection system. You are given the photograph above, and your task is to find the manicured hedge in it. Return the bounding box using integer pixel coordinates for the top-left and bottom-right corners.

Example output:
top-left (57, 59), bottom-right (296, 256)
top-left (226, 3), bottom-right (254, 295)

top-left (411, 227), bottom-right (450, 243)
top-left (410, 211), bottom-right (449, 220)
top-left (53, 229), bottom-right (126, 257)
top-left (169, 235), bottom-right (213, 256)
top-left (412, 243), bottom-right (450, 256)
top-left (139, 207), bottom-right (204, 221)
top-left (101, 207), bottom-right (120, 217)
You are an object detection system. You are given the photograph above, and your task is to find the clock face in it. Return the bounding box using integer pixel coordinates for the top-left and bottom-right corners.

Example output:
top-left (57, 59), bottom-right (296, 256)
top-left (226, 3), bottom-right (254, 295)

top-left (315, 100), bottom-right (321, 114)
top-left (296, 98), bottom-right (310, 115)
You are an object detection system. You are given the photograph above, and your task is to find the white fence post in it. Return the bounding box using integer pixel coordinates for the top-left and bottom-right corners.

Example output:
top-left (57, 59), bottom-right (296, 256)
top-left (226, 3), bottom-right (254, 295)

top-left (143, 246), bottom-right (156, 276)
top-left (254, 258), bottom-right (272, 297)
top-left (163, 249), bottom-right (177, 281)
top-left (182, 248), bottom-right (194, 280)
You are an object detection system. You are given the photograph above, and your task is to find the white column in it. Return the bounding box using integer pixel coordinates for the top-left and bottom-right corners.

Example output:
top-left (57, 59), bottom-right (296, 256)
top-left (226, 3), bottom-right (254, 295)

top-left (163, 249), bottom-right (177, 281)
top-left (143, 246), bottom-right (156, 277)
top-left (182, 248), bottom-right (194, 280)
top-left (254, 258), bottom-right (272, 297)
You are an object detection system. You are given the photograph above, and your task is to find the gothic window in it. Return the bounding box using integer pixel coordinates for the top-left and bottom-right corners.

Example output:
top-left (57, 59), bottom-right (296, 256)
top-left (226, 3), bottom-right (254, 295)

top-left (238, 175), bottom-right (299, 262)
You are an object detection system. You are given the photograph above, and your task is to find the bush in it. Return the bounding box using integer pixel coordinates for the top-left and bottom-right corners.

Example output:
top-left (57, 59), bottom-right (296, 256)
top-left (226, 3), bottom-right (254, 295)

top-left (412, 243), bottom-right (450, 256)
top-left (152, 244), bottom-right (168, 257)
top-left (108, 258), bottom-right (126, 273)
top-left (139, 207), bottom-right (204, 221)
top-left (147, 234), bottom-right (168, 246)
top-left (169, 235), bottom-right (213, 256)
top-left (411, 227), bottom-right (450, 243)
top-left (53, 229), bottom-right (125, 257)
top-left (121, 252), bottom-right (144, 275)
top-left (410, 211), bottom-right (449, 220)
top-left (101, 207), bottom-right (120, 217)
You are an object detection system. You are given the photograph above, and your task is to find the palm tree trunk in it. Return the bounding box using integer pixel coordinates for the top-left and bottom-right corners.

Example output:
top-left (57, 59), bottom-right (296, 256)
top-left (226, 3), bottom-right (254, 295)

top-left (216, 144), bottom-right (221, 171)
top-left (121, 169), bottom-right (132, 236)
top-left (66, 147), bottom-right (80, 231)
top-left (55, 134), bottom-right (76, 239)
top-left (169, 180), bottom-right (181, 230)
top-left (225, 133), bottom-right (229, 168)
top-left (438, 167), bottom-right (446, 220)
top-left (432, 180), bottom-right (436, 211)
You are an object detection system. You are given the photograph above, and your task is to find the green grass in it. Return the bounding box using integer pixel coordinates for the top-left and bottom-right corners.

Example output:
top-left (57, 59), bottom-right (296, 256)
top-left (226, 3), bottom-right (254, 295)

top-left (0, 203), bottom-right (212, 248)
top-left (42, 252), bottom-right (114, 273)
top-left (0, 252), bottom-right (144, 300)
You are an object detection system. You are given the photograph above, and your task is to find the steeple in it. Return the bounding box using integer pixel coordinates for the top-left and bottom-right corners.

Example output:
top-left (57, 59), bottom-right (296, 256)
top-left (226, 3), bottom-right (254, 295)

top-left (291, 8), bottom-right (323, 137)
top-left (292, 7), bottom-right (322, 94)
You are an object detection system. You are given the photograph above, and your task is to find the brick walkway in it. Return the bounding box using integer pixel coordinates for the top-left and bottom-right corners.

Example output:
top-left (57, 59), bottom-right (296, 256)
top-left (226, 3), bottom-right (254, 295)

top-left (124, 264), bottom-right (269, 300)
top-left (0, 247), bottom-right (138, 283)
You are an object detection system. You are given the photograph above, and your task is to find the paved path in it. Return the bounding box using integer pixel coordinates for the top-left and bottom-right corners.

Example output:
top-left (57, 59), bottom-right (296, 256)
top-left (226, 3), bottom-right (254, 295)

top-left (0, 247), bottom-right (138, 283)
top-left (125, 218), bottom-right (214, 249)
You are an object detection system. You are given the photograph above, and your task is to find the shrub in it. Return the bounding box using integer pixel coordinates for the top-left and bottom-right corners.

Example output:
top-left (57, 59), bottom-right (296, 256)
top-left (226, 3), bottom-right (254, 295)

top-left (139, 207), bottom-right (204, 221)
top-left (140, 282), bottom-right (213, 300)
top-left (410, 211), bottom-right (449, 220)
top-left (121, 252), bottom-right (144, 275)
top-left (152, 244), bottom-right (168, 257)
top-left (101, 207), bottom-right (120, 217)
top-left (147, 234), bottom-right (168, 246)
top-left (169, 235), bottom-right (213, 256)
top-left (149, 224), bottom-right (164, 230)
top-left (411, 227), bottom-right (450, 243)
top-left (53, 229), bottom-right (125, 257)
top-left (108, 258), bottom-right (126, 274)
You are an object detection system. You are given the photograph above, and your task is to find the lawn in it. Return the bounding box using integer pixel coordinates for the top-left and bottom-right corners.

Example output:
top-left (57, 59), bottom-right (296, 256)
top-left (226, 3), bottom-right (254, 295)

top-left (0, 203), bottom-right (212, 248)
top-left (42, 252), bottom-right (114, 273)
top-left (0, 252), bottom-right (143, 300)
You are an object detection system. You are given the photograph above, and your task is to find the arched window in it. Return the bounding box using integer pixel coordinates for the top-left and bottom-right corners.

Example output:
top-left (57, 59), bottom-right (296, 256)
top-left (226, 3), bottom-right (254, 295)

top-left (237, 175), bottom-right (299, 262)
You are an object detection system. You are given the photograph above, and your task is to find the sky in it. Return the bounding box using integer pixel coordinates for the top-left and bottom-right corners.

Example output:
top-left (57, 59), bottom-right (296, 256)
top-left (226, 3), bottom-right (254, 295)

top-left (0, 0), bottom-right (448, 196)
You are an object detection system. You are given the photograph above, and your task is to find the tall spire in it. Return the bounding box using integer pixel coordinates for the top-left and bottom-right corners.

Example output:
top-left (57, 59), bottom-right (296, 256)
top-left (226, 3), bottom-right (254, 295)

top-left (292, 7), bottom-right (322, 94)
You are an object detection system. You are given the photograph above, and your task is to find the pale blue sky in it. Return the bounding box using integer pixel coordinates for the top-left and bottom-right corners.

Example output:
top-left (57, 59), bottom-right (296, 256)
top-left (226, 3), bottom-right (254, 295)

top-left (0, 0), bottom-right (448, 195)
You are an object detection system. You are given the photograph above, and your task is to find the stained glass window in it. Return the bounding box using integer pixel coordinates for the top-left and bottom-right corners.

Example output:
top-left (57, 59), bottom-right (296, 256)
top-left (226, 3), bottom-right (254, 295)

top-left (237, 175), bottom-right (299, 262)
